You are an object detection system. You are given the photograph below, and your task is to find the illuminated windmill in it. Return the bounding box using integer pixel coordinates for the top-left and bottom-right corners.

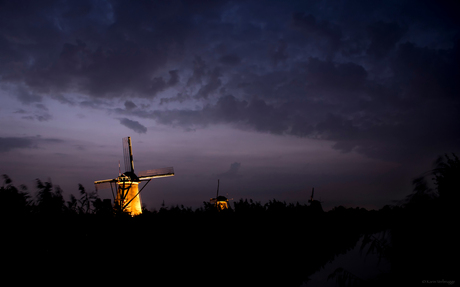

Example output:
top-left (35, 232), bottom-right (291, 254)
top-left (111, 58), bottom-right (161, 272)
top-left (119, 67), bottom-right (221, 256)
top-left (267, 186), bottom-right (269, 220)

top-left (210, 179), bottom-right (232, 211)
top-left (94, 137), bottom-right (174, 216)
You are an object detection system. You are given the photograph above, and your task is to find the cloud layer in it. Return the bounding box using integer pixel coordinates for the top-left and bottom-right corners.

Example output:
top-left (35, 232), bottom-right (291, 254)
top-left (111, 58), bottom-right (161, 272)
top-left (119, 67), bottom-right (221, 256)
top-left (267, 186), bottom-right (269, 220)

top-left (1, 0), bottom-right (459, 163)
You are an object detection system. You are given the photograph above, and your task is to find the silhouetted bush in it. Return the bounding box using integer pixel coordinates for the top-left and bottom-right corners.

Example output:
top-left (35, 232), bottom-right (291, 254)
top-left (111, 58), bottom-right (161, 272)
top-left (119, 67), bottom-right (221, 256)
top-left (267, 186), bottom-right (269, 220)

top-left (0, 174), bottom-right (31, 216)
top-left (1, 174), bottom-right (411, 286)
top-left (345, 153), bottom-right (459, 286)
top-left (433, 153), bottom-right (460, 206)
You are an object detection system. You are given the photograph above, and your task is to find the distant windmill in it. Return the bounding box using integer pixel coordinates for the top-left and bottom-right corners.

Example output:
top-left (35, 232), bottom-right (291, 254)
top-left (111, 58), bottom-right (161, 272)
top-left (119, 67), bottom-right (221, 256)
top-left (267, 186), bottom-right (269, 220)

top-left (308, 187), bottom-right (324, 213)
top-left (94, 137), bottom-right (174, 216)
top-left (210, 179), bottom-right (232, 211)
top-left (308, 187), bottom-right (315, 204)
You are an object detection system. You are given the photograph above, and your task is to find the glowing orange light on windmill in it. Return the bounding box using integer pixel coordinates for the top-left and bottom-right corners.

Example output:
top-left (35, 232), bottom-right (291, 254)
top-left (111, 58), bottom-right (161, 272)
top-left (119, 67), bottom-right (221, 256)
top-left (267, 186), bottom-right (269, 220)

top-left (116, 180), bottom-right (141, 216)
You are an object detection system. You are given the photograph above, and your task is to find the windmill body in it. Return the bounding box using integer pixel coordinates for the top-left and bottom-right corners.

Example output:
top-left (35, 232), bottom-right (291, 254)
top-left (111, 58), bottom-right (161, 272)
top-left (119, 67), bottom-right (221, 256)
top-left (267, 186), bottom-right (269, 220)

top-left (210, 195), bottom-right (229, 211)
top-left (116, 176), bottom-right (141, 215)
top-left (94, 137), bottom-right (174, 216)
top-left (210, 179), bottom-right (232, 211)
top-left (308, 187), bottom-right (324, 213)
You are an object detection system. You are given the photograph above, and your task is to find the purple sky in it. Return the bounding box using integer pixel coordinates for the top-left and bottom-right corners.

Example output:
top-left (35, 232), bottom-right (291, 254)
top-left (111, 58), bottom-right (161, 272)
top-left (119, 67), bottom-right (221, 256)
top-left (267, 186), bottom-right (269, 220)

top-left (1, 0), bottom-right (459, 211)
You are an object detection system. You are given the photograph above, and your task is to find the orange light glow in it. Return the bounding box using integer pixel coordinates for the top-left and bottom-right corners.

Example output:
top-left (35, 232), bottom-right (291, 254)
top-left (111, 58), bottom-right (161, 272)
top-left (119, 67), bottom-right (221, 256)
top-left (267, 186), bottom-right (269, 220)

top-left (216, 201), bottom-right (228, 210)
top-left (116, 181), bottom-right (142, 216)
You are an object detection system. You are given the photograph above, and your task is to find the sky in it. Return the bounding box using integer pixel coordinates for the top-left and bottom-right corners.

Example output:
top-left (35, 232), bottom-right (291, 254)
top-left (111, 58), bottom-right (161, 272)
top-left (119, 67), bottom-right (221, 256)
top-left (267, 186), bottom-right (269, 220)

top-left (1, 0), bottom-right (459, 211)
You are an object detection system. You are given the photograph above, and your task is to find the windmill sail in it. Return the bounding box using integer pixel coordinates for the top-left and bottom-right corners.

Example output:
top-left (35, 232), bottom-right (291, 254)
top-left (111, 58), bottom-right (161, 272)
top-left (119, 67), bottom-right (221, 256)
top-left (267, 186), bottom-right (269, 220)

top-left (123, 137), bottom-right (134, 173)
top-left (138, 167), bottom-right (175, 180)
top-left (94, 178), bottom-right (117, 190)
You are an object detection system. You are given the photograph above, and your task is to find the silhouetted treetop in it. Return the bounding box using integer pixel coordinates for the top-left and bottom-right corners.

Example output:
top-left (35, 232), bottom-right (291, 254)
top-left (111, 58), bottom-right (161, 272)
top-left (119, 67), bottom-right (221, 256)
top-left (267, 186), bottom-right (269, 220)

top-left (34, 178), bottom-right (66, 215)
top-left (1, 174), bottom-right (30, 216)
top-left (432, 153), bottom-right (459, 204)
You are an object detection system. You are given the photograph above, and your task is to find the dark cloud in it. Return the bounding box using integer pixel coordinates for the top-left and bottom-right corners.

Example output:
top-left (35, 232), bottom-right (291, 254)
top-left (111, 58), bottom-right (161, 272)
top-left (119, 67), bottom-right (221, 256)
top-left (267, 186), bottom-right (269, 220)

top-left (12, 106), bottom-right (53, 122)
top-left (0, 137), bottom-right (35, 152)
top-left (304, 58), bottom-right (368, 96)
top-left (194, 67), bottom-right (222, 99)
top-left (291, 13), bottom-right (343, 55)
top-left (119, 118), bottom-right (147, 134)
top-left (366, 21), bottom-right (406, 58)
top-left (135, 94), bottom-right (290, 134)
top-left (160, 93), bottom-right (190, 105)
top-left (216, 162), bottom-right (242, 179)
top-left (14, 109), bottom-right (27, 114)
top-left (270, 39), bottom-right (289, 67)
top-left (16, 86), bottom-right (42, 104)
top-left (187, 56), bottom-right (207, 86)
top-left (35, 104), bottom-right (48, 111)
top-left (0, 0), bottom-right (192, 99)
top-left (0, 136), bottom-right (64, 153)
top-left (138, 73), bottom-right (459, 161)
top-left (35, 113), bottom-right (53, 122)
top-left (392, 42), bottom-right (460, 100)
top-left (219, 54), bottom-right (241, 66)
top-left (1, 0), bottom-right (459, 165)
top-left (167, 70), bottom-right (180, 86)
top-left (124, 100), bottom-right (137, 110)
top-left (79, 98), bottom-right (110, 109)
top-left (146, 70), bottom-right (181, 97)
top-left (40, 137), bottom-right (65, 144)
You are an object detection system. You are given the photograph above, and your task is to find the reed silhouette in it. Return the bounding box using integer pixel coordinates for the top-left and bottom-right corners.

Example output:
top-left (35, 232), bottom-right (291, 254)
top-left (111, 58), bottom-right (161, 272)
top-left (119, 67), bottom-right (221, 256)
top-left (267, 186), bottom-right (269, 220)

top-left (328, 153), bottom-right (458, 286)
top-left (388, 153), bottom-right (457, 284)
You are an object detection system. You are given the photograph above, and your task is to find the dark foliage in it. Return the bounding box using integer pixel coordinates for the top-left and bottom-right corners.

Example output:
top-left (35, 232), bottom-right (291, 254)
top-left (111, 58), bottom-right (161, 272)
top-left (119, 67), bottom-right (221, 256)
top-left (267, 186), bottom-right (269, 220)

top-left (0, 175), bottom-right (380, 286)
top-left (0, 174), bottom-right (30, 216)
top-left (34, 178), bottom-right (66, 216)
top-left (388, 154), bottom-right (457, 284)
top-left (432, 153), bottom-right (460, 206)
top-left (331, 153), bottom-right (458, 286)
top-left (1, 152), bottom-right (457, 286)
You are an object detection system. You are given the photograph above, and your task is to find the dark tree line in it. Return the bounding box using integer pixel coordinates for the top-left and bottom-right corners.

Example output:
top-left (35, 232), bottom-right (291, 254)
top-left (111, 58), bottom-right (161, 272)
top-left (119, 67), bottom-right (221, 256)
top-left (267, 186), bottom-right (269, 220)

top-left (0, 175), bottom-right (381, 286)
top-left (1, 153), bottom-right (457, 286)
top-left (0, 175), bottom-right (113, 218)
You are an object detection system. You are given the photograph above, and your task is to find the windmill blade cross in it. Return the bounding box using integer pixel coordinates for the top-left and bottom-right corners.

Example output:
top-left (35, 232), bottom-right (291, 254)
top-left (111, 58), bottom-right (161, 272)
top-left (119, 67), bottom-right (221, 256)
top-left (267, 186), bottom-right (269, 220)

top-left (138, 167), bottom-right (174, 180)
top-left (122, 137), bottom-right (134, 173)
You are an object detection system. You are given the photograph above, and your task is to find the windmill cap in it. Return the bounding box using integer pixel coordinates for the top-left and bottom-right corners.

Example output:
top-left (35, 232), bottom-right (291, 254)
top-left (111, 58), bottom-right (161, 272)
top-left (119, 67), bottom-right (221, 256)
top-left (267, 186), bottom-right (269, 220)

top-left (119, 171), bottom-right (140, 182)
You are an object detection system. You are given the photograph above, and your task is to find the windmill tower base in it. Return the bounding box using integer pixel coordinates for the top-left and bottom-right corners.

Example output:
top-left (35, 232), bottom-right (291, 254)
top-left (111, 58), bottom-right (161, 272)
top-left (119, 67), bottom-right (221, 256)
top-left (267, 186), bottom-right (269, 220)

top-left (116, 181), bottom-right (142, 216)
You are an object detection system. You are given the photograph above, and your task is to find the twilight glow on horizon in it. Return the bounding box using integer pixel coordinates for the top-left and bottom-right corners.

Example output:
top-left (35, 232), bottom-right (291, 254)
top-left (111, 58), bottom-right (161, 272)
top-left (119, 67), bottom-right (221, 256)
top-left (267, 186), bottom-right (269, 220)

top-left (1, 0), bottom-right (459, 211)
